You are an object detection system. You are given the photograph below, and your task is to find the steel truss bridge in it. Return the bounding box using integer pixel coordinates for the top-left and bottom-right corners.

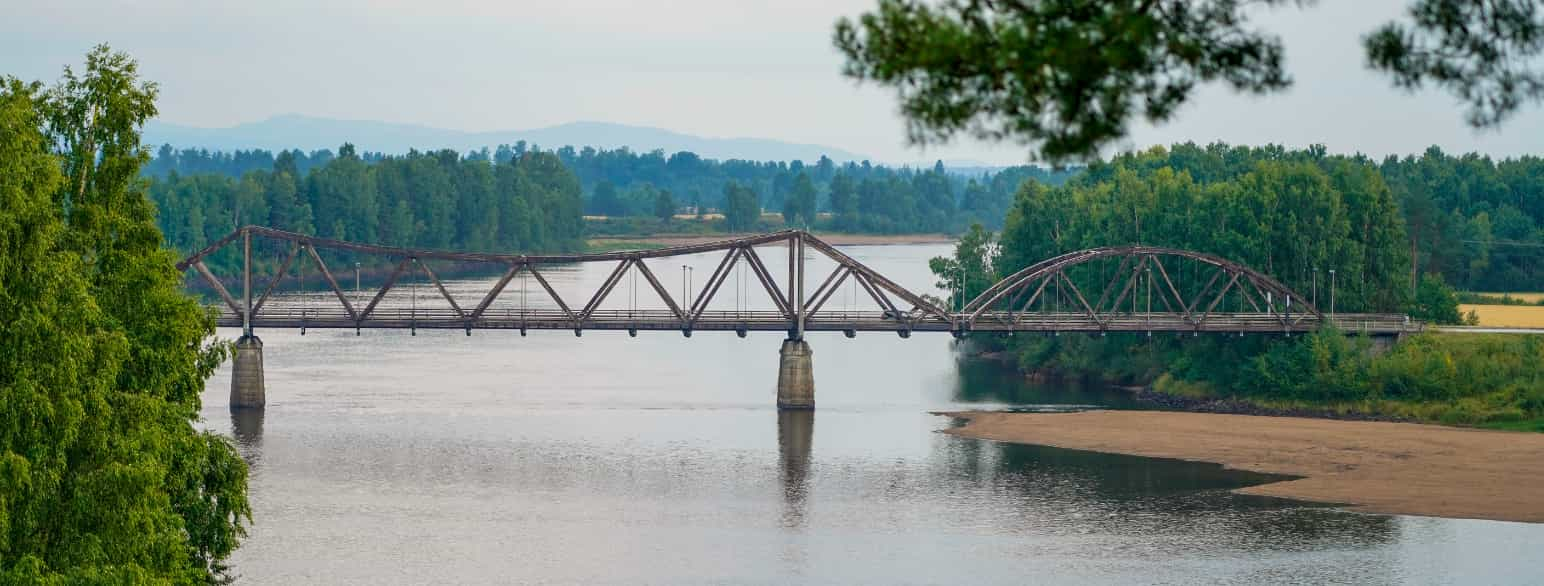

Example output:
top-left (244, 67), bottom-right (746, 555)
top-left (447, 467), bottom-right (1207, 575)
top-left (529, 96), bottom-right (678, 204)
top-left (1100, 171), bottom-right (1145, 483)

top-left (178, 226), bottom-right (1420, 338)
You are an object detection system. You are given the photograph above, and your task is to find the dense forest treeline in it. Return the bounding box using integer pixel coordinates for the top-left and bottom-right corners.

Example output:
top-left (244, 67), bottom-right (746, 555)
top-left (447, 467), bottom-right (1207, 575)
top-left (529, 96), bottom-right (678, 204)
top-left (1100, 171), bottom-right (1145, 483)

top-left (553, 146), bottom-right (1075, 233)
top-left (1381, 147), bottom-right (1544, 292)
top-left (148, 144), bottom-right (585, 273)
top-left (935, 142), bottom-right (1541, 428)
top-left (144, 142), bottom-right (1077, 244)
top-left (147, 140), bottom-right (1540, 293)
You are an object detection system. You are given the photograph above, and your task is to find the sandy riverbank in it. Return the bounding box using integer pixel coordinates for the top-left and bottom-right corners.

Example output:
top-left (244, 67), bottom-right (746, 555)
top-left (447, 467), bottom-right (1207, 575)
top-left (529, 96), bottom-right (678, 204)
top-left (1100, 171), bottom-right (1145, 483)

top-left (940, 410), bottom-right (1544, 523)
top-left (588, 232), bottom-right (955, 248)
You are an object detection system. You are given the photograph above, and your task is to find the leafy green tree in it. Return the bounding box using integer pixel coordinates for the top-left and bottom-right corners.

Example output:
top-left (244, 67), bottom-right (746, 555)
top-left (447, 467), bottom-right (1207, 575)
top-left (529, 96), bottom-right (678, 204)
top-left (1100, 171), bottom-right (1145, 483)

top-left (653, 188), bottom-right (677, 222)
top-left (2, 45), bottom-right (248, 583)
top-left (783, 172), bottom-right (817, 226)
top-left (723, 181), bottom-right (761, 232)
top-left (836, 0), bottom-right (1544, 161)
top-left (828, 172), bottom-right (858, 227)
top-left (1410, 273), bottom-right (1466, 324)
top-left (929, 223), bottom-right (997, 309)
top-left (589, 179), bottom-right (624, 216)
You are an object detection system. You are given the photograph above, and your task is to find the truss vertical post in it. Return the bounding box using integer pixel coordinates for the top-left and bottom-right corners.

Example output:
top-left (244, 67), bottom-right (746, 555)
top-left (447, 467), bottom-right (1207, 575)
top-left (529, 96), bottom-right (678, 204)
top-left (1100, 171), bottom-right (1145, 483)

top-left (242, 228), bottom-right (252, 337)
top-left (788, 233), bottom-right (796, 335)
top-left (795, 232), bottom-right (805, 339)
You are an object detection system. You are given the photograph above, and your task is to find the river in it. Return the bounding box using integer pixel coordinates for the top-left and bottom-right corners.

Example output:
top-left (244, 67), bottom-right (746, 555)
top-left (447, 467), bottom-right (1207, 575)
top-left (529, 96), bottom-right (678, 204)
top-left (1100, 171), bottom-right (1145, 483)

top-left (203, 243), bottom-right (1544, 584)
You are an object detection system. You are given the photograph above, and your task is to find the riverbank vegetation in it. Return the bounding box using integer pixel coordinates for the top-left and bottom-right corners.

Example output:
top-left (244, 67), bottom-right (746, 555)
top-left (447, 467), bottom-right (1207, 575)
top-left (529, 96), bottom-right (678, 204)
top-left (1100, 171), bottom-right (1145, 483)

top-left (1159, 330), bottom-right (1544, 429)
top-left (1, 46), bottom-right (249, 582)
top-left (937, 143), bottom-right (1542, 429)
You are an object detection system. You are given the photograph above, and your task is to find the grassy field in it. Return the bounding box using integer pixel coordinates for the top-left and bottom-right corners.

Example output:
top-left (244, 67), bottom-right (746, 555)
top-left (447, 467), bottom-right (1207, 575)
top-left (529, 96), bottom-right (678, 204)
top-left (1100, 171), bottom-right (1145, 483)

top-left (584, 240), bottom-right (669, 253)
top-left (1459, 304), bottom-right (1544, 328)
top-left (1476, 292), bottom-right (1544, 303)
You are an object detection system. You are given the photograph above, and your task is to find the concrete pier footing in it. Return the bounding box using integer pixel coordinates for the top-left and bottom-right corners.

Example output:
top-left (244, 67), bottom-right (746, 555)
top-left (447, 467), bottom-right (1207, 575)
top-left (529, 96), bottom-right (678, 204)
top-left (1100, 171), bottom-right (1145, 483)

top-left (1366, 333), bottom-right (1404, 357)
top-left (231, 335), bottom-right (266, 409)
top-left (776, 338), bottom-right (815, 410)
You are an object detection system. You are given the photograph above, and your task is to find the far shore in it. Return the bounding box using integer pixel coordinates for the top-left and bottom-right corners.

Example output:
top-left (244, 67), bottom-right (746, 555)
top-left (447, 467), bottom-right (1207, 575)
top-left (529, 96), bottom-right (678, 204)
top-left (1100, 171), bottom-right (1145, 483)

top-left (939, 410), bottom-right (1544, 524)
top-left (587, 232), bottom-right (956, 248)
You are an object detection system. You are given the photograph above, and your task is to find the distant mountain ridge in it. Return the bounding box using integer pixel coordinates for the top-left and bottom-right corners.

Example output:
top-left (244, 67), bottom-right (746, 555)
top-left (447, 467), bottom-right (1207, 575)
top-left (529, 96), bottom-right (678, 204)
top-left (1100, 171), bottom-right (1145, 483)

top-left (144, 114), bottom-right (871, 163)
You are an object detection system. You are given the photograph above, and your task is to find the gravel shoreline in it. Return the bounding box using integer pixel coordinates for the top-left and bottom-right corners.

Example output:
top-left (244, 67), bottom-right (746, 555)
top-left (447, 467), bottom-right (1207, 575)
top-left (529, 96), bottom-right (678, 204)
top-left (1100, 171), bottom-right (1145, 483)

top-left (940, 410), bottom-right (1544, 523)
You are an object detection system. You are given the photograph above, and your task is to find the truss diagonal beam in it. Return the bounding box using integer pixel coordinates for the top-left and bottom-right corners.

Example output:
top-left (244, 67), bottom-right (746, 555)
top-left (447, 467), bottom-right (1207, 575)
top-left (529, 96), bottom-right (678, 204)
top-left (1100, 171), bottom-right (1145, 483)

top-left (1196, 271), bottom-right (1243, 325)
top-left (1092, 254), bottom-right (1135, 313)
top-left (470, 263), bottom-right (522, 320)
top-left (804, 264), bottom-right (846, 312)
top-left (1104, 256), bottom-right (1149, 317)
top-left (632, 258), bottom-right (687, 322)
top-left (1184, 267), bottom-right (1226, 316)
top-left (804, 267), bottom-right (852, 318)
top-left (1150, 256), bottom-right (1189, 318)
top-left (526, 265), bottom-right (575, 321)
top-left (691, 248), bottom-right (739, 318)
top-left (1059, 271), bottom-right (1099, 323)
top-left (418, 261), bottom-right (466, 319)
top-left (356, 257), bottom-right (411, 321)
top-left (581, 260), bottom-right (632, 318)
top-left (692, 248), bottom-right (743, 321)
top-left (306, 245), bottom-right (358, 321)
top-left (251, 243), bottom-right (299, 317)
top-left (1007, 274), bottom-right (1055, 325)
top-left (192, 261), bottom-right (242, 315)
top-left (741, 246), bottom-right (792, 317)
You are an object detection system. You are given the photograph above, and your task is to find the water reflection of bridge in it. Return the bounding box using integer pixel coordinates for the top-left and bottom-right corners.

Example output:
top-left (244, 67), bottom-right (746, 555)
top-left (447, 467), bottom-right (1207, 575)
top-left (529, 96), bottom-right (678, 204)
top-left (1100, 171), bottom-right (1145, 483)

top-left (181, 227), bottom-right (1418, 410)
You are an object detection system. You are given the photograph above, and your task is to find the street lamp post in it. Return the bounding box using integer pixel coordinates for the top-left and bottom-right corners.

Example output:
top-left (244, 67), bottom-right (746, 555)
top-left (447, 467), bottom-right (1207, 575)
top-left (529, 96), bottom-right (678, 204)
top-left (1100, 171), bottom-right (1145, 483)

top-left (681, 265), bottom-right (694, 310)
top-left (1329, 269), bottom-right (1337, 317)
top-left (1312, 267), bottom-right (1318, 307)
top-left (354, 262), bottom-right (361, 304)
top-left (954, 265), bottom-right (963, 311)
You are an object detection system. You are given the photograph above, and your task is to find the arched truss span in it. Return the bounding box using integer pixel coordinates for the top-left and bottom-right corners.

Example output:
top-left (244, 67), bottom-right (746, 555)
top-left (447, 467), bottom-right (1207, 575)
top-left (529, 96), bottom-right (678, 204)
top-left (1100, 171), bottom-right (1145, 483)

top-left (960, 246), bottom-right (1322, 329)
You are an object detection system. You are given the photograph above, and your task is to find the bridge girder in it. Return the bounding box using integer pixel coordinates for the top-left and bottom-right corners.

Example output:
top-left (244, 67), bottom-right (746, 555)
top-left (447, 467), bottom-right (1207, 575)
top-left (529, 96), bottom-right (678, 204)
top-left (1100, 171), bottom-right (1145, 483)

top-left (180, 227), bottom-right (1413, 336)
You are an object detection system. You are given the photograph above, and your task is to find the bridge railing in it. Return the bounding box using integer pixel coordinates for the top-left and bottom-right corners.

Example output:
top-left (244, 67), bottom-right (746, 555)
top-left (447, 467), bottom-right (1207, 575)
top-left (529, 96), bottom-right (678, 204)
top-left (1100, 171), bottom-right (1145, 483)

top-left (211, 304), bottom-right (1419, 335)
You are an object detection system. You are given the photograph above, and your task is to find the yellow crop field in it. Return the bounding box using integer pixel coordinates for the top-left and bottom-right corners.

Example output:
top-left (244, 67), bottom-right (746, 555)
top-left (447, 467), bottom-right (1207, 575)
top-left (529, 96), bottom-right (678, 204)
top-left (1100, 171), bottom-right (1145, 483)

top-left (1475, 292), bottom-right (1544, 303)
top-left (1458, 304), bottom-right (1544, 328)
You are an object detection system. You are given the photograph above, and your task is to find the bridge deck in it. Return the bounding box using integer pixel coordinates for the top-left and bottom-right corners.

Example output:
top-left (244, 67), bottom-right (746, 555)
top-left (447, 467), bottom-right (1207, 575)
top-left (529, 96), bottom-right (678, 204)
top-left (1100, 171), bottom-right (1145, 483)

top-left (214, 308), bottom-right (1419, 335)
top-left (189, 226), bottom-right (1423, 338)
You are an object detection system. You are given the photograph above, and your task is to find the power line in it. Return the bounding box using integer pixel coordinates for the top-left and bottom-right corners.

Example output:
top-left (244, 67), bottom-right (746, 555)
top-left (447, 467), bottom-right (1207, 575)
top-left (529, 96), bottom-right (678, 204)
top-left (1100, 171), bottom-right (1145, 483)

top-left (1460, 239), bottom-right (1544, 249)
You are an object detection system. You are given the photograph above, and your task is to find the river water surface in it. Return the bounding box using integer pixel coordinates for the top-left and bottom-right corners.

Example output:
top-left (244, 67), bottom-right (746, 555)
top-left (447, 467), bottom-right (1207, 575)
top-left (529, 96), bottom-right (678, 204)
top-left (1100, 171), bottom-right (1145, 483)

top-left (203, 243), bottom-right (1544, 584)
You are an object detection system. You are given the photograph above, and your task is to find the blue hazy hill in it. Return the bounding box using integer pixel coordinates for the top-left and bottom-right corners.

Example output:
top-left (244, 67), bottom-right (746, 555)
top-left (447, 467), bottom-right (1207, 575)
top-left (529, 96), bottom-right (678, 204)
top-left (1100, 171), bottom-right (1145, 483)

top-left (145, 114), bottom-right (872, 163)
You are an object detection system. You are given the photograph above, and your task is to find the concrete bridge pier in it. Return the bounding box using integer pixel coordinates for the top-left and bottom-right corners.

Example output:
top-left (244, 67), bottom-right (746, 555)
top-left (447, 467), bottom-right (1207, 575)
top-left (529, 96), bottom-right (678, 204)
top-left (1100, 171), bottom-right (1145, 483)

top-left (1367, 332), bottom-right (1405, 357)
top-left (777, 338), bottom-right (815, 410)
top-left (231, 335), bottom-right (266, 409)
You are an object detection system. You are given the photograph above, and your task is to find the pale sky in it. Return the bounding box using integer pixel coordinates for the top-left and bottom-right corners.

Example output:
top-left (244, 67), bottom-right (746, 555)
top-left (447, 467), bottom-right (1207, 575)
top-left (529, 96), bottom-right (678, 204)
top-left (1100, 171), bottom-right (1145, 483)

top-left (5, 0), bottom-right (1543, 165)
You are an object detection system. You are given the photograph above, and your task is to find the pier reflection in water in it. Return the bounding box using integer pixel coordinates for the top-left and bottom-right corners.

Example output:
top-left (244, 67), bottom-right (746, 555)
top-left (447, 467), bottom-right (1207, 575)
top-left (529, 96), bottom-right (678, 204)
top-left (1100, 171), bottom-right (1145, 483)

top-left (778, 410), bottom-right (813, 529)
top-left (202, 243), bottom-right (1544, 585)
